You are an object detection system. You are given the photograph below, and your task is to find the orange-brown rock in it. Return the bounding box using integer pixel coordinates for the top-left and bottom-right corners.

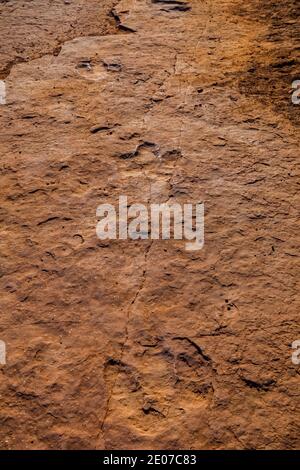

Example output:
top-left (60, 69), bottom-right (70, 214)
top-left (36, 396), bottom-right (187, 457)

top-left (0, 0), bottom-right (299, 450)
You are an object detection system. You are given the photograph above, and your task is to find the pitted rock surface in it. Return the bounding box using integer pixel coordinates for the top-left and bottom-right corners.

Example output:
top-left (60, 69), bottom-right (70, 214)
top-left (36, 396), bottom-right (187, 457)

top-left (0, 0), bottom-right (299, 450)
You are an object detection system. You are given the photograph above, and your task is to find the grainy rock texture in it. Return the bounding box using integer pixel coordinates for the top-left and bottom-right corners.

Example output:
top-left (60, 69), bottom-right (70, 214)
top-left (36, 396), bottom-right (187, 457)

top-left (0, 0), bottom-right (299, 450)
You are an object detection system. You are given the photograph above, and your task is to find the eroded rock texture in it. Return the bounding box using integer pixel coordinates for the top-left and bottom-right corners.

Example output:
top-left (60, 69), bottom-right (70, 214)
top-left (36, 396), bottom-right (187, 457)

top-left (0, 0), bottom-right (299, 450)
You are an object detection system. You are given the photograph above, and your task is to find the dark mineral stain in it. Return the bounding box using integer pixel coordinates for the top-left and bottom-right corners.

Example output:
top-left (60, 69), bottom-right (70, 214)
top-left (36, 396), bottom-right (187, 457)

top-left (235, 0), bottom-right (300, 126)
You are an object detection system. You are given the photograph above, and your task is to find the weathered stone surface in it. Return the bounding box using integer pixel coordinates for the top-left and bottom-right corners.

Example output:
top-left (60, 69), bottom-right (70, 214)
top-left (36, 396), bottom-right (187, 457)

top-left (0, 0), bottom-right (299, 450)
top-left (0, 0), bottom-right (120, 78)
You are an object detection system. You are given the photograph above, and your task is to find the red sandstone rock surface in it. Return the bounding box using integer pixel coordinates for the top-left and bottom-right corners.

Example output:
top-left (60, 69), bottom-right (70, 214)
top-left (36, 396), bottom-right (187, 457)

top-left (0, 0), bottom-right (299, 450)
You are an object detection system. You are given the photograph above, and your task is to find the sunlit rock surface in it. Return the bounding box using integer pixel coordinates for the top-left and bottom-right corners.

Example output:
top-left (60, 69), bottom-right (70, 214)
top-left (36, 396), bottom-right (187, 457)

top-left (0, 0), bottom-right (299, 450)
